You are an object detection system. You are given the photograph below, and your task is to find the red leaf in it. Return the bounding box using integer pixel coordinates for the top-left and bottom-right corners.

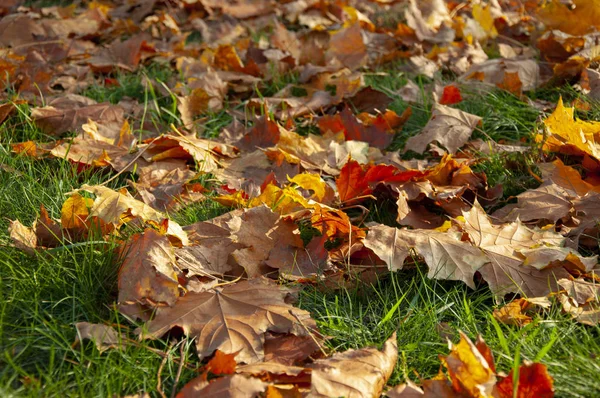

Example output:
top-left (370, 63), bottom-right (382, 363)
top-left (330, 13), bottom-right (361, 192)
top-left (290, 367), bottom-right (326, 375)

top-left (439, 85), bottom-right (462, 105)
top-left (496, 362), bottom-right (554, 398)
top-left (336, 160), bottom-right (370, 203)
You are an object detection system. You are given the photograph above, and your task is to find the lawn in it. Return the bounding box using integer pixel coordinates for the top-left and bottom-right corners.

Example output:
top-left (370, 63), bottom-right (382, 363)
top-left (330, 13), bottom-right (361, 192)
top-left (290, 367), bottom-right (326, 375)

top-left (1, 1), bottom-right (600, 397)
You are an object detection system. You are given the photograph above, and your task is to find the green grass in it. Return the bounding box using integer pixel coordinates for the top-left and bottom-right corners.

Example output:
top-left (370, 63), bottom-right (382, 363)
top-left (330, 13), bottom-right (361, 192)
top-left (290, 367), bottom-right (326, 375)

top-left (299, 271), bottom-right (600, 397)
top-left (2, 55), bottom-right (600, 398)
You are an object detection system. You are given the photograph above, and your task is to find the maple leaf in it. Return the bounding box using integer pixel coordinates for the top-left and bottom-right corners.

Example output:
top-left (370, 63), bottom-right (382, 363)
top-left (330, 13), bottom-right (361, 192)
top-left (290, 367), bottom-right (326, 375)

top-left (461, 202), bottom-right (573, 297)
top-left (495, 362), bottom-right (554, 398)
top-left (439, 85), bottom-right (462, 105)
top-left (390, 332), bottom-right (555, 398)
top-left (140, 278), bottom-right (315, 364)
top-left (326, 23), bottom-right (367, 71)
top-left (462, 58), bottom-right (540, 93)
top-left (445, 331), bottom-right (496, 397)
top-left (263, 333), bottom-right (322, 366)
top-left (404, 103), bottom-right (482, 154)
top-left (206, 350), bottom-right (237, 375)
top-left (309, 333), bottom-right (397, 398)
top-left (31, 95), bottom-right (124, 136)
top-left (176, 222), bottom-right (244, 277)
top-left (8, 220), bottom-right (37, 254)
top-left (538, 0), bottom-right (600, 36)
top-left (75, 322), bottom-right (124, 353)
top-left (176, 374), bottom-right (266, 398)
top-left (538, 97), bottom-right (600, 160)
top-left (493, 297), bottom-right (551, 327)
top-left (557, 278), bottom-right (600, 325)
top-left (143, 134), bottom-right (237, 174)
top-left (364, 222), bottom-right (488, 288)
top-left (118, 228), bottom-right (180, 319)
top-left (72, 184), bottom-right (189, 246)
top-left (362, 224), bottom-right (412, 272)
top-left (336, 160), bottom-right (426, 203)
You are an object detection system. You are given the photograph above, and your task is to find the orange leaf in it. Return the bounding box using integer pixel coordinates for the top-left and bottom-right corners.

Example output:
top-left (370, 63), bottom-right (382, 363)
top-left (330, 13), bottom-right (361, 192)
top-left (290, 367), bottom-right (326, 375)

top-left (207, 350), bottom-right (237, 375)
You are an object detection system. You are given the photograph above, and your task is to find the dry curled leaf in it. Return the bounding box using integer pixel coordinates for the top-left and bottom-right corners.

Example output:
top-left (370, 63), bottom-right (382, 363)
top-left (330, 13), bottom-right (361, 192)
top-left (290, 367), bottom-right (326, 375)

top-left (309, 333), bottom-right (398, 398)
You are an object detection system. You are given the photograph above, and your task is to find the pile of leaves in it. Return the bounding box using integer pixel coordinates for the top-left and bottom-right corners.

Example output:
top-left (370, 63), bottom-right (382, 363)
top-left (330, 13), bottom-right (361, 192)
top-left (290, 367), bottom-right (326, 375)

top-left (3, 0), bottom-right (600, 396)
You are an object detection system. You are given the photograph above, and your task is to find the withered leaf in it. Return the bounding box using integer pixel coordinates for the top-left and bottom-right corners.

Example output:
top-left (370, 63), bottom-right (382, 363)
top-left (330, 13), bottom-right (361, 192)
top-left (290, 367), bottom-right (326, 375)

top-left (309, 333), bottom-right (397, 398)
top-left (75, 322), bottom-right (124, 353)
top-left (31, 95), bottom-right (124, 136)
top-left (118, 229), bottom-right (179, 318)
top-left (176, 374), bottom-right (267, 398)
top-left (141, 278), bottom-right (315, 364)
top-left (404, 103), bottom-right (482, 154)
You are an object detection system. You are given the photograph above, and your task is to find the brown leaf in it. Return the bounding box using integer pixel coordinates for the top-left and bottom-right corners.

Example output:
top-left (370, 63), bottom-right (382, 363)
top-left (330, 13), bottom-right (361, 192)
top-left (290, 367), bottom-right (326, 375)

top-left (236, 116), bottom-right (281, 151)
top-left (309, 332), bottom-right (397, 398)
top-left (461, 58), bottom-right (540, 92)
top-left (207, 350), bottom-right (238, 375)
top-left (385, 380), bottom-right (426, 398)
top-left (264, 334), bottom-right (321, 366)
top-left (31, 95), bottom-right (124, 136)
top-left (404, 103), bottom-right (482, 154)
top-left (134, 161), bottom-right (198, 212)
top-left (176, 374), bottom-right (267, 398)
top-left (559, 278), bottom-right (600, 304)
top-left (141, 278), bottom-right (315, 364)
top-left (363, 223), bottom-right (412, 272)
top-left (461, 202), bottom-right (573, 296)
top-left (326, 23), bottom-right (367, 71)
top-left (75, 322), bottom-right (124, 353)
top-left (143, 134), bottom-right (236, 174)
top-left (118, 229), bottom-right (179, 318)
top-left (72, 185), bottom-right (188, 245)
top-left (175, 221), bottom-right (244, 277)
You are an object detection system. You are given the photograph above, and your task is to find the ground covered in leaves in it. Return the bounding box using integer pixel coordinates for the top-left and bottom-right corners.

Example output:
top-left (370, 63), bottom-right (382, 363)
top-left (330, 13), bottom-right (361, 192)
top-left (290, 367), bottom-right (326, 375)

top-left (2, 0), bottom-right (600, 397)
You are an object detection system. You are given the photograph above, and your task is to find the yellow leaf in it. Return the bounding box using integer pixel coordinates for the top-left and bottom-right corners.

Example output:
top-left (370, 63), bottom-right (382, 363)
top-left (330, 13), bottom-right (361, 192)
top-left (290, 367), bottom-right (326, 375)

top-left (472, 3), bottom-right (498, 39)
top-left (249, 184), bottom-right (310, 214)
top-left (61, 193), bottom-right (92, 229)
top-left (538, 0), bottom-right (600, 36)
top-left (215, 191), bottom-right (248, 208)
top-left (288, 173), bottom-right (327, 201)
top-left (444, 332), bottom-right (496, 397)
top-left (540, 97), bottom-right (600, 159)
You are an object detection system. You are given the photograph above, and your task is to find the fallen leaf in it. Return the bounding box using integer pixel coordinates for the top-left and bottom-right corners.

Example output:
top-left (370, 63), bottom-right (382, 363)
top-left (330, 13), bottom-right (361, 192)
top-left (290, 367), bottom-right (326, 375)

top-left (404, 103), bottom-right (482, 154)
top-left (118, 229), bottom-right (180, 318)
top-left (444, 331), bottom-right (496, 397)
top-left (31, 95), bottom-right (124, 136)
top-left (207, 350), bottom-right (238, 375)
top-left (176, 374), bottom-right (267, 398)
top-left (309, 333), bottom-right (397, 398)
top-left (75, 322), bottom-right (124, 353)
top-left (141, 278), bottom-right (315, 364)
top-left (439, 85), bottom-right (462, 105)
top-left (495, 362), bottom-right (554, 398)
